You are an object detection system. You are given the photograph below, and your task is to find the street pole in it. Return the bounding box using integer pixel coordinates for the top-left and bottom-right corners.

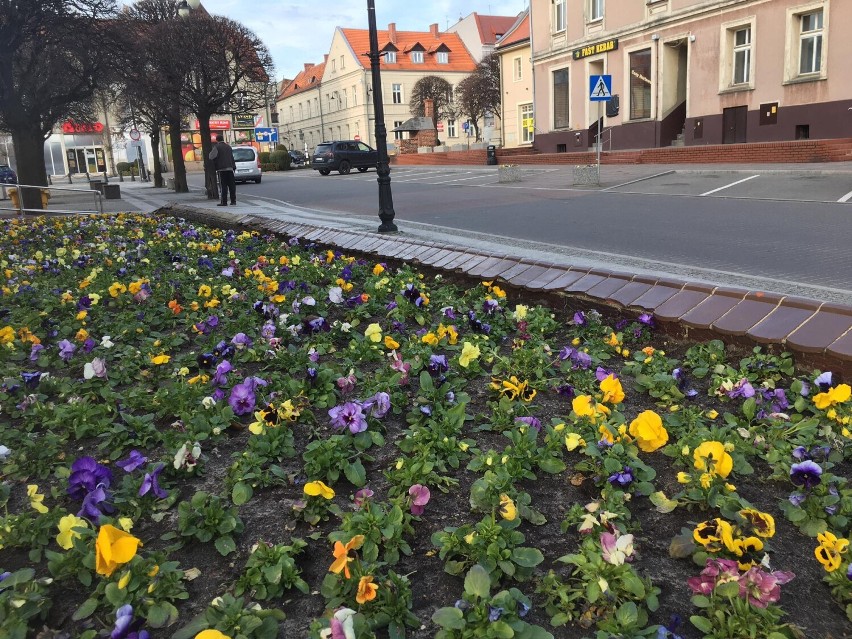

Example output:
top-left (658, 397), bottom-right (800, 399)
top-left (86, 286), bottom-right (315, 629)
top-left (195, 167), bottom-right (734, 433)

top-left (596, 100), bottom-right (602, 185)
top-left (367, 0), bottom-right (398, 233)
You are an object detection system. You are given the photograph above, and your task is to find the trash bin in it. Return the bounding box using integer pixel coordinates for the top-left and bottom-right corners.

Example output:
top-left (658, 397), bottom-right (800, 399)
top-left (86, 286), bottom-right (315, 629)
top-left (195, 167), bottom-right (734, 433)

top-left (486, 145), bottom-right (498, 166)
top-left (103, 184), bottom-right (121, 200)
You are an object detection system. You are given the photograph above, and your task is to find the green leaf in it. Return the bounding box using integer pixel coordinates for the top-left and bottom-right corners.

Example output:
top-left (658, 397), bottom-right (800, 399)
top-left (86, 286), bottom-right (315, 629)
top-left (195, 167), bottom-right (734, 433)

top-left (537, 457), bottom-right (566, 474)
top-left (431, 607), bottom-right (465, 630)
top-left (615, 602), bottom-right (639, 628)
top-left (489, 620), bottom-right (515, 638)
top-left (649, 491), bottom-right (678, 513)
top-left (511, 547), bottom-right (544, 568)
top-left (742, 397), bottom-right (756, 421)
top-left (72, 598), bottom-right (99, 621)
top-left (715, 580), bottom-right (740, 598)
top-left (523, 625), bottom-right (554, 639)
top-left (214, 535), bottom-right (237, 556)
top-left (344, 460), bottom-right (367, 487)
top-left (691, 595), bottom-right (710, 609)
top-left (669, 531), bottom-right (696, 559)
top-left (690, 615), bottom-right (714, 633)
top-left (232, 481), bottom-right (253, 505)
top-left (147, 602), bottom-right (178, 628)
top-left (464, 564), bottom-right (492, 599)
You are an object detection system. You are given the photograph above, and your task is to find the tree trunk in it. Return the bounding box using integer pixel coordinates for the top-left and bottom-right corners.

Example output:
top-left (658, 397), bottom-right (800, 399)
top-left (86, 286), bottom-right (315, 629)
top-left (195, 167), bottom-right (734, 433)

top-left (197, 116), bottom-right (218, 200)
top-left (150, 129), bottom-right (163, 188)
top-left (12, 125), bottom-right (48, 211)
top-left (168, 116), bottom-right (188, 193)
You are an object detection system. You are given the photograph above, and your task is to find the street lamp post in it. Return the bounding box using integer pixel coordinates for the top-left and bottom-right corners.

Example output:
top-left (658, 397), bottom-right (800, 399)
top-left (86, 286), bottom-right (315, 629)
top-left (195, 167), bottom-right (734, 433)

top-left (367, 0), bottom-right (398, 233)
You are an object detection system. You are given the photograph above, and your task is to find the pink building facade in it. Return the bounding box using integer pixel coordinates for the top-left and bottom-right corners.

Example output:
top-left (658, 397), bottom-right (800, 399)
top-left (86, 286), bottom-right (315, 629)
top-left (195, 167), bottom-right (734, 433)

top-left (530, 0), bottom-right (852, 152)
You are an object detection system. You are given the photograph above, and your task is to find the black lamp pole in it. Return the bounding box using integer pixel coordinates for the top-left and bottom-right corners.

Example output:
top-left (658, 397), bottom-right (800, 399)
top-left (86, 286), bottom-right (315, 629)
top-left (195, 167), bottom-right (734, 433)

top-left (367, 0), bottom-right (398, 233)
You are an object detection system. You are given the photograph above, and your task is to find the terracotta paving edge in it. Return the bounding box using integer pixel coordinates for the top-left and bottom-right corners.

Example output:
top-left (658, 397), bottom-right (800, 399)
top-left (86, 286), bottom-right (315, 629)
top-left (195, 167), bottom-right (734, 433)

top-left (207, 216), bottom-right (852, 378)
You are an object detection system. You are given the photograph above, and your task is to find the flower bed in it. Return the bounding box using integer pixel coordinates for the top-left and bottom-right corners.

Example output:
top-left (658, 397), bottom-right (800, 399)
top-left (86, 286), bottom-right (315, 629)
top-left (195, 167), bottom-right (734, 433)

top-left (0, 213), bottom-right (850, 639)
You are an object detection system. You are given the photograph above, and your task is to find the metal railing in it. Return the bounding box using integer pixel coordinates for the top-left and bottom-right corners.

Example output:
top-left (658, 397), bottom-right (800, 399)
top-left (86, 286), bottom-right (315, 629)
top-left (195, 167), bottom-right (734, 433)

top-left (0, 183), bottom-right (103, 215)
top-left (595, 127), bottom-right (613, 152)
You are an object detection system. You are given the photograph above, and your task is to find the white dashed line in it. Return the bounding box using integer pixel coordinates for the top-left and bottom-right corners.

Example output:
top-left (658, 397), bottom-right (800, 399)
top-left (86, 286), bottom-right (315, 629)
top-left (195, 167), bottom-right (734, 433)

top-left (838, 189), bottom-right (852, 203)
top-left (700, 174), bottom-right (760, 196)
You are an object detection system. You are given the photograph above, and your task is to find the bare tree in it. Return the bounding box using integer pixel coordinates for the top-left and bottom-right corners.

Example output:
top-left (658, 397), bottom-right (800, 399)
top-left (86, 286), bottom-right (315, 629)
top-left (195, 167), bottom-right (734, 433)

top-left (0, 0), bottom-right (121, 209)
top-left (153, 12), bottom-right (274, 199)
top-left (408, 76), bottom-right (453, 131)
top-left (455, 54), bottom-right (501, 142)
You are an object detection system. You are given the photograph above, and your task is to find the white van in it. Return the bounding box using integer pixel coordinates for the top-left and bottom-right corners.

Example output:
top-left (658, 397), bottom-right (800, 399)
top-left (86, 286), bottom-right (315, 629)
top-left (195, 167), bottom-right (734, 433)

top-left (232, 146), bottom-right (261, 184)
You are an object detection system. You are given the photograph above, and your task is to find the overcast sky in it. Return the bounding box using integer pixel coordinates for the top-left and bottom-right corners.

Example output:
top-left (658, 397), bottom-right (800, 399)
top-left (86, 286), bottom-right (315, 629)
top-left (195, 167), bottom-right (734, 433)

top-left (194, 1), bottom-right (527, 81)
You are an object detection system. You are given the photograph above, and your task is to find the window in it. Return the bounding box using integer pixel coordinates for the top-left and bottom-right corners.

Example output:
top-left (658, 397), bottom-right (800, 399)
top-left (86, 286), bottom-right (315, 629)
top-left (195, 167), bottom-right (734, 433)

top-left (340, 55), bottom-right (345, 69)
top-left (437, 51), bottom-right (448, 64)
top-left (331, 59), bottom-right (336, 72)
top-left (520, 103), bottom-right (534, 144)
top-left (393, 120), bottom-right (403, 140)
top-left (590, 0), bottom-right (604, 21)
top-left (733, 27), bottom-right (751, 85)
top-left (392, 83), bottom-right (402, 104)
top-left (384, 51), bottom-right (396, 63)
top-left (553, 69), bottom-right (569, 129)
top-left (513, 56), bottom-right (522, 81)
top-left (448, 86), bottom-right (455, 104)
top-left (290, 106), bottom-right (294, 120)
top-left (342, 89), bottom-right (347, 108)
top-left (352, 85), bottom-right (357, 106)
top-left (554, 0), bottom-right (566, 32)
top-left (799, 10), bottom-right (823, 74)
top-left (411, 51), bottom-right (424, 63)
top-left (629, 49), bottom-right (652, 119)
top-left (448, 119), bottom-right (456, 137)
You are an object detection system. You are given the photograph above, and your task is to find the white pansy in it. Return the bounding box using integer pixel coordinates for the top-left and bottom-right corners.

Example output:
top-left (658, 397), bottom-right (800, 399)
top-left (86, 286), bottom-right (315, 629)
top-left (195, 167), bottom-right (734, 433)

top-left (328, 287), bottom-right (344, 304)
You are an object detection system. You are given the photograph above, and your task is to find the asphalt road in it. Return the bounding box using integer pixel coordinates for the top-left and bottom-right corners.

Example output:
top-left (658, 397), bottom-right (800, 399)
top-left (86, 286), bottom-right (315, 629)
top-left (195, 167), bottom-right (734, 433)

top-left (190, 165), bottom-right (852, 302)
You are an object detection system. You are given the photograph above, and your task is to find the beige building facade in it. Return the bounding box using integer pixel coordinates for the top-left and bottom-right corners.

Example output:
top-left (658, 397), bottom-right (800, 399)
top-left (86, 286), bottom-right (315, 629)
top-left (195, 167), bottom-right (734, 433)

top-left (530, 0), bottom-right (852, 152)
top-left (496, 11), bottom-right (534, 149)
top-left (276, 24), bottom-right (479, 153)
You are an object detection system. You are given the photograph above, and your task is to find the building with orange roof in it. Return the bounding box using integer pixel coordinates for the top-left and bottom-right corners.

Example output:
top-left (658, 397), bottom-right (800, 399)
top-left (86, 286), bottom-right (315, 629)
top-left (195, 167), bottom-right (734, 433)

top-left (495, 10), bottom-right (533, 149)
top-left (447, 12), bottom-right (521, 62)
top-left (275, 22), bottom-right (485, 154)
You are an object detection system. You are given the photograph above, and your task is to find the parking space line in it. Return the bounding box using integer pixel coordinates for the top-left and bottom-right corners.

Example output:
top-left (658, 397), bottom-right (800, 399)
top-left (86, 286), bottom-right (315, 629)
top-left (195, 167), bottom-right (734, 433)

top-left (602, 170), bottom-right (675, 191)
top-left (838, 189), bottom-right (852, 203)
top-left (700, 174), bottom-right (759, 196)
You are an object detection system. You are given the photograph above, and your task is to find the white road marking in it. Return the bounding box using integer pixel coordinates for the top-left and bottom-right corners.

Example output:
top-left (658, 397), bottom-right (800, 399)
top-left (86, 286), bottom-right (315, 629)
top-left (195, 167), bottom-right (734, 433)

top-left (700, 174), bottom-right (760, 196)
top-left (602, 170), bottom-right (675, 191)
top-left (838, 189), bottom-right (852, 203)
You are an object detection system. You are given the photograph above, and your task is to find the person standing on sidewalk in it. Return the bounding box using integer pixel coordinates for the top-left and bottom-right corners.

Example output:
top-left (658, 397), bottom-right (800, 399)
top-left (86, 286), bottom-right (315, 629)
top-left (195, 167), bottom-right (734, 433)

top-left (209, 134), bottom-right (236, 206)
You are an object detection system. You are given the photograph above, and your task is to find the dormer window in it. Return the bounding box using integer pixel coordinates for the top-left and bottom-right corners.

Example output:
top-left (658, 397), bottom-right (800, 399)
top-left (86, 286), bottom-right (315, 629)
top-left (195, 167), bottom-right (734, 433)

top-left (411, 51), bottom-right (424, 63)
top-left (437, 51), bottom-right (448, 64)
top-left (384, 50), bottom-right (396, 63)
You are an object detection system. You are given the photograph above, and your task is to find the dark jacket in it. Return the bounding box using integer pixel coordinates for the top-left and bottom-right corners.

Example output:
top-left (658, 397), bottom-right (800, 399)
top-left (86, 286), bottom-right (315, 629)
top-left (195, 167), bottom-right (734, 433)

top-left (209, 141), bottom-right (236, 172)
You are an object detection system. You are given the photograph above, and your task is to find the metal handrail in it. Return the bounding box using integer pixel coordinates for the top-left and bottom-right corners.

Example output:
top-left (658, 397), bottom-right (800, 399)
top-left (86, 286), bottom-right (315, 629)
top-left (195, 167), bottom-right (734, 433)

top-left (595, 127), bottom-right (613, 152)
top-left (0, 183), bottom-right (103, 216)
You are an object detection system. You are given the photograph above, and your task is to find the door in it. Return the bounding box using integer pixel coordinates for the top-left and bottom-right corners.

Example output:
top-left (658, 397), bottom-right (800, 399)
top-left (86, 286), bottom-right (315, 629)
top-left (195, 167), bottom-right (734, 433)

top-left (722, 106), bottom-right (747, 144)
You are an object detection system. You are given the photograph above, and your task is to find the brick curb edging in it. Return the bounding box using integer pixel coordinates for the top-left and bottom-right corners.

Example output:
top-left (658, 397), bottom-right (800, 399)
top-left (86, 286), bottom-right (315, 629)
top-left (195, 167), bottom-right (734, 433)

top-left (158, 205), bottom-right (852, 379)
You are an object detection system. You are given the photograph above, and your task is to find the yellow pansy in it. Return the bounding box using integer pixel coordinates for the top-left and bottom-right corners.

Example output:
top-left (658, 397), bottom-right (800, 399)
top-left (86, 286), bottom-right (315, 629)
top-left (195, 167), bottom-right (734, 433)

top-left (677, 472), bottom-right (691, 484)
top-left (150, 354), bottom-right (171, 365)
top-left (108, 282), bottom-right (126, 297)
top-left (95, 524), bottom-right (142, 577)
top-left (459, 342), bottom-right (481, 368)
top-left (600, 374), bottom-right (625, 404)
top-left (197, 284), bottom-right (212, 298)
top-left (364, 323), bottom-right (383, 343)
top-left (373, 264), bottom-right (385, 275)
top-left (56, 514), bottom-right (88, 549)
top-left (693, 441), bottom-right (734, 478)
top-left (499, 494), bottom-right (517, 521)
top-left (513, 305), bottom-right (528, 320)
top-left (304, 481), bottom-right (335, 500)
top-left (814, 384), bottom-right (852, 410)
top-left (27, 484), bottom-right (49, 514)
top-left (421, 332), bottom-right (439, 346)
top-left (0, 325), bottom-right (14, 344)
top-left (195, 631), bottom-right (231, 639)
top-left (76, 310), bottom-right (88, 320)
top-left (815, 531), bottom-right (849, 572)
top-left (383, 335), bottom-right (400, 350)
top-left (356, 575), bottom-right (379, 604)
top-left (565, 433), bottom-right (586, 451)
top-left (628, 410), bottom-right (668, 452)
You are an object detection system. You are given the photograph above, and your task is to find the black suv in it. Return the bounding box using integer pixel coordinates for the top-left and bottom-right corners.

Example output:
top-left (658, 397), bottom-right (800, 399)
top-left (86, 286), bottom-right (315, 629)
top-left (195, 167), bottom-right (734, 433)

top-left (0, 164), bottom-right (17, 184)
top-left (311, 141), bottom-right (378, 175)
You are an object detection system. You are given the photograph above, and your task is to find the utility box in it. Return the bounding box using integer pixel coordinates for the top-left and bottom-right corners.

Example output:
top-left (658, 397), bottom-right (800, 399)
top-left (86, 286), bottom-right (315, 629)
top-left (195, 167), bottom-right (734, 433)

top-left (103, 184), bottom-right (121, 200)
top-left (486, 145), bottom-right (498, 165)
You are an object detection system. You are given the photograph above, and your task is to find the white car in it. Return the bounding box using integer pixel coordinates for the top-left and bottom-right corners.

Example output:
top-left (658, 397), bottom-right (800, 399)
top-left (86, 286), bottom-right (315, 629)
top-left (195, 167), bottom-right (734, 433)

top-left (232, 146), bottom-right (261, 184)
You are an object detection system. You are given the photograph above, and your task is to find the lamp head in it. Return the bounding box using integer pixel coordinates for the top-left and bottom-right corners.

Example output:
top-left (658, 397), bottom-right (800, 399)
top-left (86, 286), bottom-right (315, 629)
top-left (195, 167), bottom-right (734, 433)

top-left (177, 0), bottom-right (190, 17)
top-left (187, 0), bottom-right (201, 8)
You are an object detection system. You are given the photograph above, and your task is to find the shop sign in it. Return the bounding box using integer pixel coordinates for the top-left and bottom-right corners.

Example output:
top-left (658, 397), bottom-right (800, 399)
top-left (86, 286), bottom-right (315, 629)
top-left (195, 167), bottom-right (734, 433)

top-left (193, 119), bottom-right (231, 130)
top-left (62, 120), bottom-right (104, 134)
top-left (232, 114), bottom-right (257, 128)
top-left (573, 38), bottom-right (618, 60)
top-left (66, 149), bottom-right (78, 171)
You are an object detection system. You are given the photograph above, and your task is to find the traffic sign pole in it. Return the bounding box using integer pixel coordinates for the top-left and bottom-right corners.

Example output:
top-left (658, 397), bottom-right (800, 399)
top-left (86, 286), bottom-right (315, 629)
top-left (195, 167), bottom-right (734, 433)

top-left (597, 100), bottom-right (602, 184)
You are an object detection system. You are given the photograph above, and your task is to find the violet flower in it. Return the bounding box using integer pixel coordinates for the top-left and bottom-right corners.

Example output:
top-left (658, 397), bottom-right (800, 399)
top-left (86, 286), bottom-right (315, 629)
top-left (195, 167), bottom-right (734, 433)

top-left (78, 483), bottom-right (115, 521)
top-left (231, 333), bottom-right (252, 349)
top-left (814, 371), bottom-right (833, 392)
top-left (788, 492), bottom-right (806, 506)
top-left (110, 603), bottom-right (150, 639)
top-left (737, 567), bottom-right (794, 608)
top-left (138, 463), bottom-right (167, 499)
top-left (488, 606), bottom-right (504, 622)
top-left (482, 299), bottom-right (499, 315)
top-left (408, 484), bottom-right (431, 515)
top-left (790, 460), bottom-right (822, 489)
top-left (116, 450), bottom-right (148, 473)
top-left (362, 392), bottom-right (391, 418)
top-left (595, 366), bottom-right (614, 382)
top-left (727, 379), bottom-right (755, 399)
top-left (21, 371), bottom-right (42, 388)
top-left (29, 344), bottom-right (44, 361)
top-left (212, 360), bottom-right (232, 386)
top-left (687, 558), bottom-right (740, 596)
top-left (228, 381), bottom-right (256, 416)
top-left (428, 354), bottom-right (449, 376)
top-left (58, 339), bottom-right (76, 361)
top-left (337, 373), bottom-right (357, 393)
top-left (515, 416), bottom-right (542, 432)
top-left (68, 456), bottom-right (113, 500)
top-left (637, 313), bottom-right (655, 327)
top-left (353, 488), bottom-right (374, 509)
top-left (608, 465), bottom-right (634, 488)
top-left (329, 402), bottom-right (368, 434)
top-left (573, 311), bottom-right (586, 326)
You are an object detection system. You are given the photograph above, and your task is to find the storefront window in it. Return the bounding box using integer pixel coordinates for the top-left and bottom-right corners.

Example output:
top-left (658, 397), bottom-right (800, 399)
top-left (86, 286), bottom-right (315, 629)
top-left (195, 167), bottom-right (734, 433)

top-left (629, 49), bottom-right (652, 120)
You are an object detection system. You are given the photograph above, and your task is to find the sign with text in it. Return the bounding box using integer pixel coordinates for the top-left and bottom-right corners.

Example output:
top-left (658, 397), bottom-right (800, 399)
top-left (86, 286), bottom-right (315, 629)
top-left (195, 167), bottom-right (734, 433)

top-left (573, 38), bottom-right (618, 60)
top-left (232, 114), bottom-right (257, 128)
top-left (193, 119), bottom-right (231, 130)
top-left (62, 121), bottom-right (104, 134)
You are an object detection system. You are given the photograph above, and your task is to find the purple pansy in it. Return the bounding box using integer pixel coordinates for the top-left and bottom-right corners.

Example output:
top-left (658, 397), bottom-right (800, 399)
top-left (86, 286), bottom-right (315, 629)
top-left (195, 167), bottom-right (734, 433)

top-left (29, 344), bottom-right (44, 361)
top-left (228, 381), bottom-right (256, 416)
top-left (212, 360), bottom-right (232, 386)
top-left (814, 371), bottom-right (833, 392)
top-left (354, 488), bottom-right (374, 509)
top-left (116, 450), bottom-right (148, 473)
top-left (515, 416), bottom-right (542, 432)
top-left (790, 460), bottom-right (822, 489)
top-left (572, 311), bottom-right (586, 326)
top-left (428, 354), bottom-right (449, 376)
top-left (608, 465), bottom-right (634, 488)
top-left (329, 402), bottom-right (368, 434)
top-left (231, 332), bottom-right (252, 350)
top-left (58, 339), bottom-right (76, 361)
top-left (408, 484), bottom-right (431, 515)
top-left (139, 463), bottom-right (167, 499)
top-left (727, 379), bottom-right (755, 399)
top-left (78, 483), bottom-right (115, 521)
top-left (68, 456), bottom-right (113, 500)
top-left (362, 392), bottom-right (391, 418)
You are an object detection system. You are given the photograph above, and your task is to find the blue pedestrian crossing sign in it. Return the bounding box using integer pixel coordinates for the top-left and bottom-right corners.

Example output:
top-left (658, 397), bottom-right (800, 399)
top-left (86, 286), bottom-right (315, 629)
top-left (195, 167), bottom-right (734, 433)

top-left (589, 75), bottom-right (613, 101)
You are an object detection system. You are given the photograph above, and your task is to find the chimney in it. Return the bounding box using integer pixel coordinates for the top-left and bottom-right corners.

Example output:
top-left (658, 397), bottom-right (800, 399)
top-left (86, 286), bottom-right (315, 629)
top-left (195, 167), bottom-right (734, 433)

top-left (304, 63), bottom-right (312, 71)
top-left (430, 23), bottom-right (439, 37)
top-left (423, 98), bottom-right (434, 119)
top-left (388, 22), bottom-right (397, 43)
top-left (323, 54), bottom-right (328, 63)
